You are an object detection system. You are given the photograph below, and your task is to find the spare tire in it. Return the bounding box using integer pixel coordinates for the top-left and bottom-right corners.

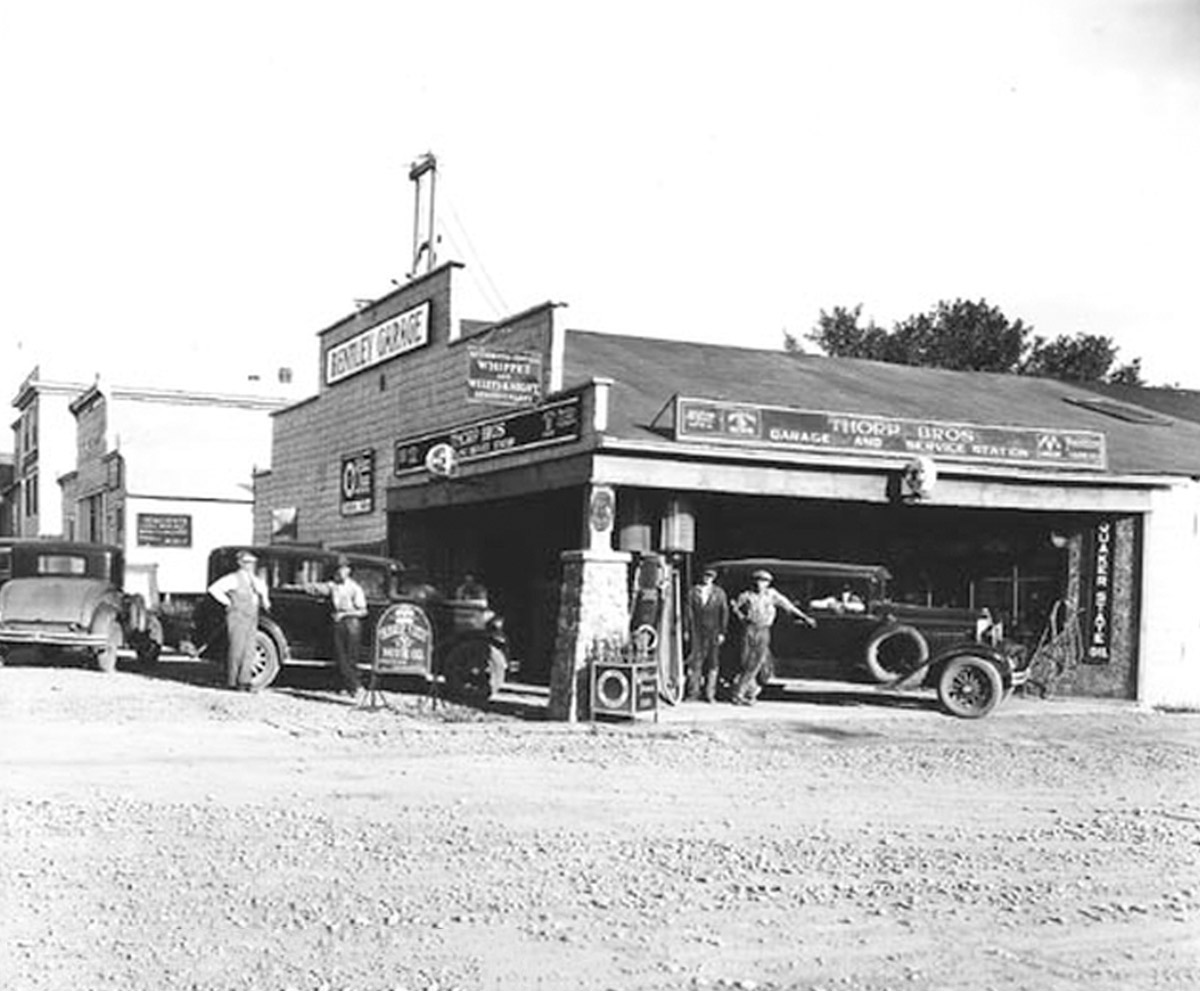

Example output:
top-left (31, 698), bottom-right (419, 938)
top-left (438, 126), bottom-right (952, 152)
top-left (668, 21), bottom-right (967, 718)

top-left (864, 624), bottom-right (929, 683)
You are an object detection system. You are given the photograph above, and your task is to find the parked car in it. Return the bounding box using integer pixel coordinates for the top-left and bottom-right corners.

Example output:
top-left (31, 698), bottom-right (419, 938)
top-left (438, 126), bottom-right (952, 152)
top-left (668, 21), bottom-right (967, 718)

top-left (710, 558), bottom-right (1031, 718)
top-left (188, 545), bottom-right (510, 695)
top-left (0, 540), bottom-right (164, 671)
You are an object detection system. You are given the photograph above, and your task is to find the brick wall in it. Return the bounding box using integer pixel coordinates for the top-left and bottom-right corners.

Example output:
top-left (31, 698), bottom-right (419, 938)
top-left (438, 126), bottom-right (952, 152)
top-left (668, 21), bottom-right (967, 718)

top-left (259, 265), bottom-right (560, 549)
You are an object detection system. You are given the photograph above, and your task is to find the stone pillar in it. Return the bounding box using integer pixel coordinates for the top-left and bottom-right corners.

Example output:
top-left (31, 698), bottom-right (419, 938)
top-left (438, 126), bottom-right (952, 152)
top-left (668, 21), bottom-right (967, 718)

top-left (547, 548), bottom-right (632, 721)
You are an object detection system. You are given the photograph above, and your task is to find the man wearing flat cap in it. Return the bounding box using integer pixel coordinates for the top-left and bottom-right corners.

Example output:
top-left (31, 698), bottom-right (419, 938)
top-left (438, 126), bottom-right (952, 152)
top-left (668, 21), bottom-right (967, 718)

top-left (686, 565), bottom-right (729, 702)
top-left (730, 568), bottom-right (816, 705)
top-left (207, 550), bottom-right (271, 691)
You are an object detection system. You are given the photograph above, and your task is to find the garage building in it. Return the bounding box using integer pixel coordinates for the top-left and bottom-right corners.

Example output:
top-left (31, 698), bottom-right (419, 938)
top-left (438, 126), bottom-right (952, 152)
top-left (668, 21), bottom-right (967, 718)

top-left (255, 264), bottom-right (1200, 717)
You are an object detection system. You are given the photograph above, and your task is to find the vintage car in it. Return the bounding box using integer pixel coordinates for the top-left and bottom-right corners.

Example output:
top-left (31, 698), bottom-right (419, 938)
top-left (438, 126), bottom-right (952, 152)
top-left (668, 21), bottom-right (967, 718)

top-left (710, 557), bottom-right (1031, 718)
top-left (0, 540), bottom-right (164, 671)
top-left (188, 545), bottom-right (509, 696)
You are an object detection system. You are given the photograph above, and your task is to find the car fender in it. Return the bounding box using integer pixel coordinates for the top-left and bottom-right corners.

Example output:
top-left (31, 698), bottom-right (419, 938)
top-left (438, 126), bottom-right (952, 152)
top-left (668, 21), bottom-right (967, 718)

top-left (256, 615), bottom-right (292, 664)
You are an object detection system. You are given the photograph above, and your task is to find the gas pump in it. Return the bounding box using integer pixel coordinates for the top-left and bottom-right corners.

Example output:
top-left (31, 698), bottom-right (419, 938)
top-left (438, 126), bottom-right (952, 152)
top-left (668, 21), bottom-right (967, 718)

top-left (630, 552), bottom-right (685, 705)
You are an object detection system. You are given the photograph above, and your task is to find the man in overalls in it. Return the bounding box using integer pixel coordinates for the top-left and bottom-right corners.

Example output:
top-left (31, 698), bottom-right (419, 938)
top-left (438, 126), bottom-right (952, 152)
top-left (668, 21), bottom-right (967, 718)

top-left (207, 550), bottom-right (271, 691)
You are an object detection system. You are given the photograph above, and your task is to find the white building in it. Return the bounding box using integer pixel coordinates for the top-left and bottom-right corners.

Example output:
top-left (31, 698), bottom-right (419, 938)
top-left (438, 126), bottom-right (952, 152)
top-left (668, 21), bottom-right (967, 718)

top-left (59, 381), bottom-right (290, 599)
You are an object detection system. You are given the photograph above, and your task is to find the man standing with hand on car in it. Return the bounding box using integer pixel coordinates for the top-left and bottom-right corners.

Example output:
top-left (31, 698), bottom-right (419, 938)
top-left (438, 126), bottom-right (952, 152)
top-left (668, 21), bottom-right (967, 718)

top-left (730, 568), bottom-right (816, 706)
top-left (308, 555), bottom-right (369, 703)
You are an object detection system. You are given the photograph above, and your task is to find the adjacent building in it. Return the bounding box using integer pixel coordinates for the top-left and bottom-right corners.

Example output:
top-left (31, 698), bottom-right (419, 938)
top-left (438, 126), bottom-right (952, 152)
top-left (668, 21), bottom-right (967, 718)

top-left (7, 367), bottom-right (90, 539)
top-left (4, 366), bottom-right (291, 601)
top-left (59, 381), bottom-right (289, 600)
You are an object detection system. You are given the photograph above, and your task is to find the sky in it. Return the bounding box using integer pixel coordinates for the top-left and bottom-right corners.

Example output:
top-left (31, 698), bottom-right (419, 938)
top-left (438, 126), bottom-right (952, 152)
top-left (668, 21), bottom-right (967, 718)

top-left (2, 0), bottom-right (1198, 439)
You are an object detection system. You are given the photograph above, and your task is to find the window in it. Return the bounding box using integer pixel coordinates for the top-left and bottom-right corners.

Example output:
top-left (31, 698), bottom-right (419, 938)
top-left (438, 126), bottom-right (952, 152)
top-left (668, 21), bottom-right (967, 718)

top-left (83, 493), bottom-right (104, 542)
top-left (23, 474), bottom-right (38, 517)
top-left (355, 565), bottom-right (391, 599)
top-left (37, 554), bottom-right (87, 576)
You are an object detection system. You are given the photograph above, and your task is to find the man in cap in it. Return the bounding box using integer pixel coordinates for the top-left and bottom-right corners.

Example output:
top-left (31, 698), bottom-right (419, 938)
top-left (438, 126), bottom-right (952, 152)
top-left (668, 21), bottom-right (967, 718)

top-left (686, 565), bottom-right (730, 702)
top-left (730, 568), bottom-right (816, 705)
top-left (207, 550), bottom-right (271, 691)
top-left (308, 554), bottom-right (369, 701)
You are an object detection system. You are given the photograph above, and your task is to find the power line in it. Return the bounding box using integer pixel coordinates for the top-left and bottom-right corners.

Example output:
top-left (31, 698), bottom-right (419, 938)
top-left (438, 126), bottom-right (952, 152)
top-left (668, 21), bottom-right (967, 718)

top-left (440, 193), bottom-right (510, 316)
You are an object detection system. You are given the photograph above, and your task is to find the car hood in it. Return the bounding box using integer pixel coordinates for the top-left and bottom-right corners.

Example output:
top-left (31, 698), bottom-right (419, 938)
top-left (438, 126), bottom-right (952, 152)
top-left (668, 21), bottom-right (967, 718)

top-left (0, 578), bottom-right (113, 628)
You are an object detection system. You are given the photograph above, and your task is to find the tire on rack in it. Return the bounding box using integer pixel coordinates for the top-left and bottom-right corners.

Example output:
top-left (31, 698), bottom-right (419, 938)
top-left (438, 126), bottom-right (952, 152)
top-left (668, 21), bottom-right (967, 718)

top-left (936, 654), bottom-right (1004, 719)
top-left (864, 624), bottom-right (929, 683)
top-left (91, 606), bottom-right (124, 673)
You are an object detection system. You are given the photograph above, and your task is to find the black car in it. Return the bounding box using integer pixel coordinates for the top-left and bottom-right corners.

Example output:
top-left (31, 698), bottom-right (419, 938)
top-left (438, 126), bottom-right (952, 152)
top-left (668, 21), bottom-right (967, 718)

top-left (192, 545), bottom-right (508, 695)
top-left (711, 558), bottom-right (1030, 718)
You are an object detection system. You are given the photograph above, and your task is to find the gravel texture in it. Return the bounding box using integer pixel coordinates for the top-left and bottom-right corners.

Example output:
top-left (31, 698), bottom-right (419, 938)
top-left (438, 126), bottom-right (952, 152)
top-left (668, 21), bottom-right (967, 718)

top-left (2, 656), bottom-right (1198, 991)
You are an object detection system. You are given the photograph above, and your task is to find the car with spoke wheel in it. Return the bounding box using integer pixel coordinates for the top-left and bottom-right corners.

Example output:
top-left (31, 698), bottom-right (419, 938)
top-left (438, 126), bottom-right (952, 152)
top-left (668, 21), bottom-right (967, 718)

top-left (710, 558), bottom-right (1030, 718)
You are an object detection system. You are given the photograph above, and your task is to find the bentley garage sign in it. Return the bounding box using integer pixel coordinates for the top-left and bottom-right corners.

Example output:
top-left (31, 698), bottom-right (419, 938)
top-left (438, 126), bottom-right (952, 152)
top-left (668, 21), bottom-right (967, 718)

top-left (325, 301), bottom-right (431, 386)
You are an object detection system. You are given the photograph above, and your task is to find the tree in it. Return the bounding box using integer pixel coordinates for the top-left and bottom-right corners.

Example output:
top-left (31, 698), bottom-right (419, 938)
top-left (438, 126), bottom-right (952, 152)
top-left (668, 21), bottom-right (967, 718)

top-left (789, 304), bottom-right (891, 360)
top-left (801, 298), bottom-right (1145, 385)
top-left (1022, 333), bottom-right (1144, 385)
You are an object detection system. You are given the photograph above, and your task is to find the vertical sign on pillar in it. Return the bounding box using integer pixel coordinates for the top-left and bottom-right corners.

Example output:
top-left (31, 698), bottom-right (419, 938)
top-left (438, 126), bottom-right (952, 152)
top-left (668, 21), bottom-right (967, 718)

top-left (1083, 517), bottom-right (1115, 664)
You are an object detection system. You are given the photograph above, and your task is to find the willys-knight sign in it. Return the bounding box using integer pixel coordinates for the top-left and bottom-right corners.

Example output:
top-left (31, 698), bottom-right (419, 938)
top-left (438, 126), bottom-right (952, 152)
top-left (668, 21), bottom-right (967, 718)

top-left (674, 396), bottom-right (1107, 471)
top-left (325, 301), bottom-right (431, 386)
top-left (467, 347), bottom-right (543, 406)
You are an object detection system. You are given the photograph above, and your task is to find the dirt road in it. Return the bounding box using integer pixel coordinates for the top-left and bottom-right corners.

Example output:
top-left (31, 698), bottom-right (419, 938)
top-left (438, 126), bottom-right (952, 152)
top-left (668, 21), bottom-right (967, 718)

top-left (2, 658), bottom-right (1198, 991)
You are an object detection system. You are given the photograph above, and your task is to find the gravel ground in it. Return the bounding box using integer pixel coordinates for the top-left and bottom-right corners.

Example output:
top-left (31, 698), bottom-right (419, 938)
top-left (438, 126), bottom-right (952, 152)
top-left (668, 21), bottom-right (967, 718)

top-left (1, 656), bottom-right (1198, 991)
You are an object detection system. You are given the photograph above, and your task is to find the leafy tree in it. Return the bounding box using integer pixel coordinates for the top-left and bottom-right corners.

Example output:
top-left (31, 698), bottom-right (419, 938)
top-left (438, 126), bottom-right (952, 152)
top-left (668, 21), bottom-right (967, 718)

top-left (799, 297), bottom-right (1144, 384)
top-left (788, 304), bottom-right (890, 360)
top-left (1022, 333), bottom-right (1144, 384)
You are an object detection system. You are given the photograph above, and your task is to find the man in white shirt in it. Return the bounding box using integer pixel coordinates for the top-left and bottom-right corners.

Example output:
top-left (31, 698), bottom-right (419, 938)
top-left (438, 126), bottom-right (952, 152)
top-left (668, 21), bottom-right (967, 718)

top-left (310, 555), bottom-right (368, 701)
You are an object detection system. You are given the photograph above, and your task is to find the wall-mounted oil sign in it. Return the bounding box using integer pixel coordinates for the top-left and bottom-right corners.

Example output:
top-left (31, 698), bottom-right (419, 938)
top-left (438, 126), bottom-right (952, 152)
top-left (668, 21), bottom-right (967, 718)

top-left (325, 301), bottom-right (430, 386)
top-left (674, 396), bottom-right (1107, 471)
top-left (136, 513), bottom-right (192, 547)
top-left (466, 347), bottom-right (543, 407)
top-left (1083, 517), bottom-right (1117, 664)
top-left (340, 449), bottom-right (375, 516)
top-left (395, 393), bottom-right (582, 476)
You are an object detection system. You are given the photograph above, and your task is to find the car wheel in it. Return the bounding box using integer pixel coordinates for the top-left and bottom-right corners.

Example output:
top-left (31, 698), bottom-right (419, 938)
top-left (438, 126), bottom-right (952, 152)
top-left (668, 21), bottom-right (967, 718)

top-left (937, 655), bottom-right (1004, 719)
top-left (442, 640), bottom-right (501, 701)
top-left (864, 624), bottom-right (929, 682)
top-left (246, 630), bottom-right (281, 691)
top-left (91, 608), bottom-right (123, 673)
